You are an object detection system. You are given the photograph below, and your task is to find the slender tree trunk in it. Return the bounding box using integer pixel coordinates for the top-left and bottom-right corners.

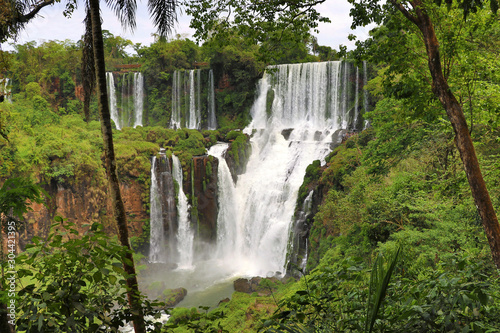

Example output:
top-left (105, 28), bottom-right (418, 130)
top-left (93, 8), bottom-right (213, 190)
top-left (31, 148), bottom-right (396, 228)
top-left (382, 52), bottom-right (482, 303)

top-left (402, 1), bottom-right (500, 268)
top-left (88, 0), bottom-right (147, 332)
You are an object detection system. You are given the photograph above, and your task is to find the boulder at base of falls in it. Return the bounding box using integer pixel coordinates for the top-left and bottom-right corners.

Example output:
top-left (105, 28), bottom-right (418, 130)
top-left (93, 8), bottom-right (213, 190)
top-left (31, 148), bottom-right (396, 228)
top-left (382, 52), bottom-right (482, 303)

top-left (233, 277), bottom-right (281, 296)
top-left (162, 288), bottom-right (188, 308)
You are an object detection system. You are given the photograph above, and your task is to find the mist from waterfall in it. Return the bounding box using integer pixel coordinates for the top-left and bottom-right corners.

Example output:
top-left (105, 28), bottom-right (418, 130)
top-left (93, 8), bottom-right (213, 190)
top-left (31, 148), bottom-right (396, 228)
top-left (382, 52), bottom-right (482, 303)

top-left (106, 72), bottom-right (144, 130)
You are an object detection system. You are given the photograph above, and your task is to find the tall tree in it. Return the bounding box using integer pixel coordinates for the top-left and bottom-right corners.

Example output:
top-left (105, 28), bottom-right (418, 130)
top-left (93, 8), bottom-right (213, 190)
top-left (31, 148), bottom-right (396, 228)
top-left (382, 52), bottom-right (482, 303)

top-left (85, 0), bottom-right (177, 331)
top-left (348, 0), bottom-right (500, 268)
top-left (87, 0), bottom-right (148, 330)
top-left (3, 0), bottom-right (178, 331)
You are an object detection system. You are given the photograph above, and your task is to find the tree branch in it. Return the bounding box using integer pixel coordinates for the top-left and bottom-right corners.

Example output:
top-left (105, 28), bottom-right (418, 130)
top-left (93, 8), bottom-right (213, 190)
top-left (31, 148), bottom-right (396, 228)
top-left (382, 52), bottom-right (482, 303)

top-left (18, 0), bottom-right (56, 23)
top-left (388, 0), bottom-right (418, 25)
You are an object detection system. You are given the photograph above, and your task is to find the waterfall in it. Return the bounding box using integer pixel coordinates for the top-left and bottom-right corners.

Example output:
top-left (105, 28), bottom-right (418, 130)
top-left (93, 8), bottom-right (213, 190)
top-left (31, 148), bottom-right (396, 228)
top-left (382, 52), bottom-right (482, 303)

top-left (149, 156), bottom-right (165, 263)
top-left (1, 78), bottom-right (11, 103)
top-left (149, 151), bottom-right (178, 264)
top-left (170, 69), bottom-right (217, 130)
top-left (149, 61), bottom-right (366, 283)
top-left (213, 61), bottom-right (363, 276)
top-left (171, 71), bottom-right (181, 129)
top-left (289, 190), bottom-right (314, 273)
top-left (354, 66), bottom-right (359, 127)
top-left (134, 72), bottom-right (144, 127)
top-left (341, 61), bottom-right (350, 128)
top-left (107, 72), bottom-right (120, 129)
top-left (207, 143), bottom-right (239, 258)
top-left (172, 154), bottom-right (194, 269)
top-left (207, 70), bottom-right (217, 130)
top-left (106, 72), bottom-right (144, 130)
top-left (187, 70), bottom-right (199, 129)
top-left (363, 61), bottom-right (370, 128)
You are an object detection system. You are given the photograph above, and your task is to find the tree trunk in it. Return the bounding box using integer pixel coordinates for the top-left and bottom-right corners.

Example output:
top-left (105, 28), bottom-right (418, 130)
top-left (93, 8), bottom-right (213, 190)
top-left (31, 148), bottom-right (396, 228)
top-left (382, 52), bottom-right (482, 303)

top-left (408, 2), bottom-right (500, 268)
top-left (88, 0), bottom-right (147, 332)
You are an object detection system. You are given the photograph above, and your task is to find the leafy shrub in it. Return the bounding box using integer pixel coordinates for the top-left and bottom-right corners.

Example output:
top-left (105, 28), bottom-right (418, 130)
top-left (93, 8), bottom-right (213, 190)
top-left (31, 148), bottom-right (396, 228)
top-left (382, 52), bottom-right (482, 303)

top-left (10, 220), bottom-right (165, 333)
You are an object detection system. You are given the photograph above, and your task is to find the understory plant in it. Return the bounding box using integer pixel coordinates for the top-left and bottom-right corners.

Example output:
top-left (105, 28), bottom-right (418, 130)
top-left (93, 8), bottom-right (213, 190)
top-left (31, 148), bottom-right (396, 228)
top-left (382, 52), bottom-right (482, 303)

top-left (9, 219), bottom-right (166, 333)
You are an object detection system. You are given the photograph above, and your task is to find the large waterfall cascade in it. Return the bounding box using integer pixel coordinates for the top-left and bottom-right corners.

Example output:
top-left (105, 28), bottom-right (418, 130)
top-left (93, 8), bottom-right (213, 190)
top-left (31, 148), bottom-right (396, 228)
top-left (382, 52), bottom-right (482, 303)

top-left (171, 69), bottom-right (217, 130)
top-left (106, 72), bottom-right (144, 130)
top-left (149, 61), bottom-right (368, 285)
top-left (218, 61), bottom-right (367, 276)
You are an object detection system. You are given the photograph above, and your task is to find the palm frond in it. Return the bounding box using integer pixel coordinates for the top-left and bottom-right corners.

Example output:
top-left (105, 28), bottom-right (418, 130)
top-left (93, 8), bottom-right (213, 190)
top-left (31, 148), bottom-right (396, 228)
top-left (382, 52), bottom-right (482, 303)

top-left (148, 0), bottom-right (177, 37)
top-left (104, 0), bottom-right (137, 31)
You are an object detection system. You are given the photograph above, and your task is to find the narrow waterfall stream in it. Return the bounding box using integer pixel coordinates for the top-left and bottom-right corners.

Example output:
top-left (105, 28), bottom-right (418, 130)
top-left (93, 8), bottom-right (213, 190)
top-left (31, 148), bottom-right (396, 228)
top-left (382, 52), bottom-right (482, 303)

top-left (1, 78), bottom-right (12, 103)
top-left (148, 156), bottom-right (164, 263)
top-left (106, 72), bottom-right (144, 130)
top-left (170, 69), bottom-right (217, 129)
top-left (207, 70), bottom-right (217, 130)
top-left (207, 143), bottom-right (239, 259)
top-left (172, 155), bottom-right (194, 269)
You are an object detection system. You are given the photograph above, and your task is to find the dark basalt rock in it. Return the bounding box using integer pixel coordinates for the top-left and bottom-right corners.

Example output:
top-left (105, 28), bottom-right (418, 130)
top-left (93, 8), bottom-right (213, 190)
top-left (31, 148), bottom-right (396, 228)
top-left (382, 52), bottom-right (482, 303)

top-left (187, 155), bottom-right (219, 243)
top-left (233, 277), bottom-right (281, 296)
top-left (281, 128), bottom-right (294, 140)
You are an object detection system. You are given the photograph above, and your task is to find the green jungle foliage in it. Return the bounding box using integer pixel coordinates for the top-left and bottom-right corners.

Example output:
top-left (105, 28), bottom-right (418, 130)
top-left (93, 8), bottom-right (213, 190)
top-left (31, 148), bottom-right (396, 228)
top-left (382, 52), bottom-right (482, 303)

top-left (1, 2), bottom-right (500, 332)
top-left (13, 220), bottom-right (166, 333)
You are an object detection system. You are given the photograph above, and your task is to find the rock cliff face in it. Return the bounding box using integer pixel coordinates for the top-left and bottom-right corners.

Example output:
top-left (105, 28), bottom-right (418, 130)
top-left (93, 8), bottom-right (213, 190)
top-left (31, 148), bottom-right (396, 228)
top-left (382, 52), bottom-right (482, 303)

top-left (22, 151), bottom-right (228, 258)
top-left (224, 136), bottom-right (251, 183)
top-left (286, 130), bottom-right (347, 276)
top-left (22, 177), bottom-right (148, 250)
top-left (184, 155), bottom-right (219, 243)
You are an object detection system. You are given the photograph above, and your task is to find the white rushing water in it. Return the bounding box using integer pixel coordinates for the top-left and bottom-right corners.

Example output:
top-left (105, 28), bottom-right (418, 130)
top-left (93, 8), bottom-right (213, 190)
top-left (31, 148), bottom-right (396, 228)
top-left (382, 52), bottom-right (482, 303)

top-left (1, 78), bottom-right (11, 103)
top-left (172, 155), bottom-right (194, 269)
top-left (149, 156), bottom-right (165, 263)
top-left (106, 72), bottom-right (120, 129)
top-left (209, 61), bottom-right (354, 277)
top-left (171, 69), bottom-right (216, 130)
top-left (207, 70), bottom-right (217, 130)
top-left (148, 61), bottom-right (365, 306)
top-left (106, 72), bottom-right (144, 130)
top-left (207, 143), bottom-right (240, 259)
top-left (171, 71), bottom-right (182, 129)
top-left (133, 72), bottom-right (144, 127)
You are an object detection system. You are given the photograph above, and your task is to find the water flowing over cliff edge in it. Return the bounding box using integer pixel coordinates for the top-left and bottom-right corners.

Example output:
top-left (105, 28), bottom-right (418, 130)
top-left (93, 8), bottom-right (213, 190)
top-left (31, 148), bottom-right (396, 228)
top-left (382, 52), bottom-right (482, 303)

top-left (147, 62), bottom-right (368, 302)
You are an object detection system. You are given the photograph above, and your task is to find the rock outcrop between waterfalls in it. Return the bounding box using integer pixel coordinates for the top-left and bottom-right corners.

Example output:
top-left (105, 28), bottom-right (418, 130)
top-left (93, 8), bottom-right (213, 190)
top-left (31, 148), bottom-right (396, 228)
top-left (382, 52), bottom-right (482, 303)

top-left (185, 155), bottom-right (219, 242)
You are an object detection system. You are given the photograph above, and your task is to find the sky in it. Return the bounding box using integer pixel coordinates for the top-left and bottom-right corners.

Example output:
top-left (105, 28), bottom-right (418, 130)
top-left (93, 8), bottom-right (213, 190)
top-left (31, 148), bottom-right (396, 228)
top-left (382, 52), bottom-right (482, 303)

top-left (0, 1), bottom-right (373, 53)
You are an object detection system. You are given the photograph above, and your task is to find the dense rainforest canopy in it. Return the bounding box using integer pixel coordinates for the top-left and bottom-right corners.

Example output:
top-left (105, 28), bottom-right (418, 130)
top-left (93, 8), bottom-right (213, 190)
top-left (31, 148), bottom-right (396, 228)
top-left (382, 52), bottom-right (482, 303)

top-left (1, 0), bottom-right (500, 332)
